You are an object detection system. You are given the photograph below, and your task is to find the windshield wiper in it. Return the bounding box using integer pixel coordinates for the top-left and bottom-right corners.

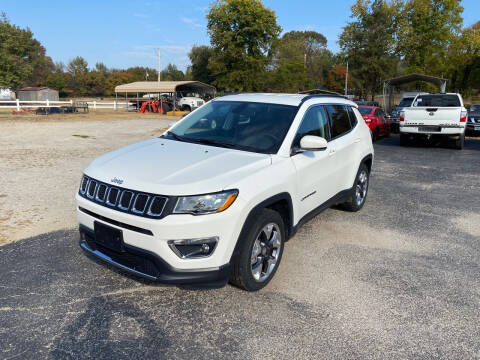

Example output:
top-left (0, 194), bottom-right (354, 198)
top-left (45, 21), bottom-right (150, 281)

top-left (192, 138), bottom-right (238, 149)
top-left (165, 131), bottom-right (187, 142)
top-left (193, 138), bottom-right (262, 152)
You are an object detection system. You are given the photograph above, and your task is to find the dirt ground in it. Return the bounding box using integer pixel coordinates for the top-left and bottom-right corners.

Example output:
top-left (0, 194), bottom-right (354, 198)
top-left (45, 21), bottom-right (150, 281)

top-left (0, 115), bottom-right (173, 245)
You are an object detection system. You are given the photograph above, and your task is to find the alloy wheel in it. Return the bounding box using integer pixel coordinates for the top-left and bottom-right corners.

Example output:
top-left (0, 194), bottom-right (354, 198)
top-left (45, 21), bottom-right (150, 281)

top-left (250, 223), bottom-right (282, 282)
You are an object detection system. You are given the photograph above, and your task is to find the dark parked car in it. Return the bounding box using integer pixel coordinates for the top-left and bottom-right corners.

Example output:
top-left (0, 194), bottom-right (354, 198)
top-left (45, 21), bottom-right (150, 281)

top-left (466, 104), bottom-right (480, 136)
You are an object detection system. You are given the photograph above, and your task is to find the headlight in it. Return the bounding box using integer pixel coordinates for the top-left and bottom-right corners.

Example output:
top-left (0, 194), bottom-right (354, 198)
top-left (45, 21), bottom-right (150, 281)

top-left (173, 190), bottom-right (238, 215)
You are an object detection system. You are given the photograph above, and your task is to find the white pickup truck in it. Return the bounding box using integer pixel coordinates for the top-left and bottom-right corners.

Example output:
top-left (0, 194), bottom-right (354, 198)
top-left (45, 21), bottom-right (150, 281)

top-left (399, 93), bottom-right (467, 149)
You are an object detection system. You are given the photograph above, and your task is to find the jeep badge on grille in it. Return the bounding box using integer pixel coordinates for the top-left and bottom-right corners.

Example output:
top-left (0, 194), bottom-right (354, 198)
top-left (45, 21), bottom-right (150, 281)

top-left (111, 177), bottom-right (124, 185)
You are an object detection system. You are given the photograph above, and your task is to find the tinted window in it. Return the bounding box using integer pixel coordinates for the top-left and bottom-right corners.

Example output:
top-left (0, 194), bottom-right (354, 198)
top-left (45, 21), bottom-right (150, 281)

top-left (326, 105), bottom-right (351, 138)
top-left (168, 101), bottom-right (297, 154)
top-left (414, 95), bottom-right (461, 107)
top-left (293, 106), bottom-right (330, 147)
top-left (398, 98), bottom-right (414, 107)
top-left (469, 104), bottom-right (480, 112)
top-left (358, 107), bottom-right (372, 115)
top-left (347, 106), bottom-right (358, 127)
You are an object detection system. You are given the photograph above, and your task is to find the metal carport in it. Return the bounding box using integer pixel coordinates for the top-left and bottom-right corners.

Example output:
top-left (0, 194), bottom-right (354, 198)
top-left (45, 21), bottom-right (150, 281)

top-left (114, 81), bottom-right (216, 115)
top-left (383, 74), bottom-right (448, 114)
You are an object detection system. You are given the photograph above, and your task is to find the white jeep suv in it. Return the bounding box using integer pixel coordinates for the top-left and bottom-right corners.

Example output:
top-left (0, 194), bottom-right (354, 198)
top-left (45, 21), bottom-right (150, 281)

top-left (76, 93), bottom-right (374, 291)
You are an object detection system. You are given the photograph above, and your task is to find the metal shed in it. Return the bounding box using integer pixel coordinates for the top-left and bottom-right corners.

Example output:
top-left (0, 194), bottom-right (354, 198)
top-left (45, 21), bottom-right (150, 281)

top-left (382, 74), bottom-right (448, 114)
top-left (114, 81), bottom-right (216, 115)
top-left (17, 87), bottom-right (59, 101)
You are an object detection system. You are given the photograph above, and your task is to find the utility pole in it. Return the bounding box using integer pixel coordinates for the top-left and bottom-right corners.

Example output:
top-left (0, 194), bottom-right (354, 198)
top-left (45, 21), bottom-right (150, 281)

top-left (345, 61), bottom-right (349, 96)
top-left (157, 48), bottom-right (161, 82)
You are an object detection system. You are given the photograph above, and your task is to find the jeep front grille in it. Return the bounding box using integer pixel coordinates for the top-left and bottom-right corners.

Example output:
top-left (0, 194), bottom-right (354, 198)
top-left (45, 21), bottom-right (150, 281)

top-left (79, 175), bottom-right (168, 218)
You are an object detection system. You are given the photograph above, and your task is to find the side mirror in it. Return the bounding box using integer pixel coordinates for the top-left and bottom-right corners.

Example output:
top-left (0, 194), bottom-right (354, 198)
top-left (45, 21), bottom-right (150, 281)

top-left (300, 135), bottom-right (328, 151)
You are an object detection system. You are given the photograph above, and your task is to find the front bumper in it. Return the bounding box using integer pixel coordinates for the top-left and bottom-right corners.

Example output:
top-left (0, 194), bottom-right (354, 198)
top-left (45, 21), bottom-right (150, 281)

top-left (79, 225), bottom-right (230, 285)
top-left (76, 192), bottom-right (247, 279)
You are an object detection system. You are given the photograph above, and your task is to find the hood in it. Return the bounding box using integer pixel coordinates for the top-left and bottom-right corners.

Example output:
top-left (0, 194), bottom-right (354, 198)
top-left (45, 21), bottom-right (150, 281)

top-left (84, 138), bottom-right (271, 195)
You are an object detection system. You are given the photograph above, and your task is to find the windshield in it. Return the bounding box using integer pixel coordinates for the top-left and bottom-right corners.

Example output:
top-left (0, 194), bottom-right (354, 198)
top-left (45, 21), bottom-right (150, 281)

top-left (398, 98), bottom-right (414, 107)
top-left (165, 101), bottom-right (298, 154)
top-left (358, 107), bottom-right (372, 115)
top-left (414, 95), bottom-right (460, 107)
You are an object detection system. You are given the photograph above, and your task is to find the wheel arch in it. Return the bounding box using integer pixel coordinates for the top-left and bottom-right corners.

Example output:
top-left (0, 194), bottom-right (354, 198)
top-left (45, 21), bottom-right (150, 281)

top-left (230, 192), bottom-right (294, 263)
top-left (362, 154), bottom-right (373, 174)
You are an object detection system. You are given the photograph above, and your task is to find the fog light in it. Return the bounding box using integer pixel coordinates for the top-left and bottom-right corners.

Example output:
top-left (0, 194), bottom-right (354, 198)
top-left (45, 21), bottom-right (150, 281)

top-left (168, 237), bottom-right (218, 259)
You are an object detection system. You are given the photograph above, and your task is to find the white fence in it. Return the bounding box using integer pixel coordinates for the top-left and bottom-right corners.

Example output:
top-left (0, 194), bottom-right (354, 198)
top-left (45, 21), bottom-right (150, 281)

top-left (0, 100), bottom-right (130, 111)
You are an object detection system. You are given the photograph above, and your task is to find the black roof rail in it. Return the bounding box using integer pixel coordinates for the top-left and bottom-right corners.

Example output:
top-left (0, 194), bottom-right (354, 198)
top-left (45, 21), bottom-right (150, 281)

top-left (298, 93), bottom-right (347, 106)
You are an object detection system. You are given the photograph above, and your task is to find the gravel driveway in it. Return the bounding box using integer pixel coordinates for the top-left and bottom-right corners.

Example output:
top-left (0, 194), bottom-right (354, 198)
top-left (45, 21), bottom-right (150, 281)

top-left (1, 125), bottom-right (479, 359)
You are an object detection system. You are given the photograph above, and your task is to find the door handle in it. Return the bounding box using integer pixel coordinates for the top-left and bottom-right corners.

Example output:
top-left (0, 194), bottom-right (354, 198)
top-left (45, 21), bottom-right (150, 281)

top-left (328, 149), bottom-right (336, 156)
top-left (354, 138), bottom-right (361, 143)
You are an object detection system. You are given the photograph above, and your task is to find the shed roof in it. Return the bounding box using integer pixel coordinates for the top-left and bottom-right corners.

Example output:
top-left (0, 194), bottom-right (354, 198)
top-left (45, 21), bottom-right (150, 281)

top-left (18, 87), bottom-right (52, 91)
top-left (114, 81), bottom-right (216, 93)
top-left (384, 73), bottom-right (447, 87)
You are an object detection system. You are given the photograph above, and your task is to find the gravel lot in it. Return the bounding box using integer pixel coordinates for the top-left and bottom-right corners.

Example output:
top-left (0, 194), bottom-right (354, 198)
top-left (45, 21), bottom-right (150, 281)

top-left (0, 120), bottom-right (479, 359)
top-left (0, 117), bottom-right (172, 245)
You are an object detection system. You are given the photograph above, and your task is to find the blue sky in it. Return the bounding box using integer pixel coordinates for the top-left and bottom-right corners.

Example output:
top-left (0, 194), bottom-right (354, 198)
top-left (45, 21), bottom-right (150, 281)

top-left (1, 0), bottom-right (479, 71)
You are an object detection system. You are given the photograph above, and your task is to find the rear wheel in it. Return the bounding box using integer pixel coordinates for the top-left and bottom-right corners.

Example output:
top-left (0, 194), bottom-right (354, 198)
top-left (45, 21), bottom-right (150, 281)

top-left (230, 209), bottom-right (285, 291)
top-left (341, 163), bottom-right (369, 212)
top-left (455, 133), bottom-right (465, 150)
top-left (371, 129), bottom-right (378, 142)
top-left (400, 133), bottom-right (408, 146)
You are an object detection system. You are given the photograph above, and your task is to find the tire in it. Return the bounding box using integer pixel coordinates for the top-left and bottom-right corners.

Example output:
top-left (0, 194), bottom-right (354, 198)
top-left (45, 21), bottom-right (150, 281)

top-left (371, 129), bottom-right (377, 142)
top-left (230, 208), bottom-right (285, 291)
top-left (340, 163), bottom-right (370, 212)
top-left (455, 133), bottom-right (464, 150)
top-left (400, 133), bottom-right (408, 146)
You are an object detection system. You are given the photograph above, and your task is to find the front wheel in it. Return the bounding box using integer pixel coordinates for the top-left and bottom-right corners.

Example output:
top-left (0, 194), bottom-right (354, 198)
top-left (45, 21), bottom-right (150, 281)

top-left (341, 163), bottom-right (370, 212)
top-left (230, 209), bottom-right (285, 291)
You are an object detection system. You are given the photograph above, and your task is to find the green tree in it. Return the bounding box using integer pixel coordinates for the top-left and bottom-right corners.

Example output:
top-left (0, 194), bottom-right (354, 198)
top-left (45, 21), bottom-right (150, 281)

top-left (105, 70), bottom-right (135, 96)
top-left (188, 45), bottom-right (215, 84)
top-left (397, 0), bottom-right (464, 75)
top-left (160, 63), bottom-right (185, 81)
top-left (447, 21), bottom-right (480, 93)
top-left (67, 56), bottom-right (88, 77)
top-left (267, 62), bottom-right (307, 92)
top-left (339, 0), bottom-right (399, 99)
top-left (271, 30), bottom-right (334, 90)
top-left (0, 12), bottom-right (53, 89)
top-left (207, 0), bottom-right (281, 91)
top-left (126, 66), bottom-right (157, 81)
top-left (95, 62), bottom-right (110, 76)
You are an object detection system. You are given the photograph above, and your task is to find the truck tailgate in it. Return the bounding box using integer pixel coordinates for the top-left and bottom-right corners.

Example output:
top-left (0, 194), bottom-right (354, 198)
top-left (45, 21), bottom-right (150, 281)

top-left (404, 107), bottom-right (461, 125)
